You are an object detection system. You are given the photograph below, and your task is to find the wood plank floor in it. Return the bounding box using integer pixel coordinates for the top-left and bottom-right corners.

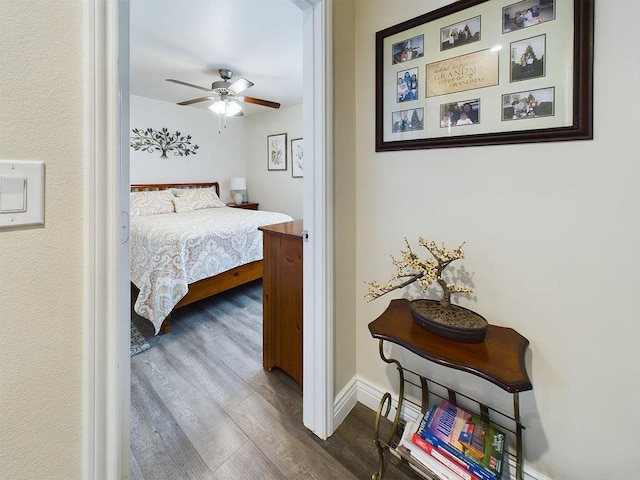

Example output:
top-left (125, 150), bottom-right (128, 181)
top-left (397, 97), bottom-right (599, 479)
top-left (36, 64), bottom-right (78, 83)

top-left (131, 280), bottom-right (417, 480)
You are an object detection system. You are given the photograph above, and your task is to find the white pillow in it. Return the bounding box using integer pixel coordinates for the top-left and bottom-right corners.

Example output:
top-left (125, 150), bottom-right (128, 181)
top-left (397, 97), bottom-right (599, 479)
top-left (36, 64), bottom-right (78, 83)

top-left (171, 186), bottom-right (226, 212)
top-left (130, 190), bottom-right (175, 216)
top-left (172, 196), bottom-right (196, 213)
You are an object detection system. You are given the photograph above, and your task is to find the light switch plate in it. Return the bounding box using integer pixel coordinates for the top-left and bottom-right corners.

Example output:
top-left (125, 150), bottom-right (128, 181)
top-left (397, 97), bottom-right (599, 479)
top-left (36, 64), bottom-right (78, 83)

top-left (0, 160), bottom-right (45, 228)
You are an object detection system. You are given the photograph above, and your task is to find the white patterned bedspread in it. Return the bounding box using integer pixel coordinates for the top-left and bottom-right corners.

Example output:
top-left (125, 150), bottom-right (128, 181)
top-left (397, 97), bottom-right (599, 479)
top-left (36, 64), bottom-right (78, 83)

top-left (131, 207), bottom-right (293, 333)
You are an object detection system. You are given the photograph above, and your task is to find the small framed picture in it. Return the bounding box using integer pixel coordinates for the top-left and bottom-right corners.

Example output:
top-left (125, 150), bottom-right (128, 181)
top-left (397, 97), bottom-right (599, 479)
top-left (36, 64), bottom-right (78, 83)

top-left (510, 35), bottom-right (546, 82)
top-left (267, 133), bottom-right (287, 171)
top-left (391, 34), bottom-right (424, 64)
top-left (392, 107), bottom-right (424, 133)
top-left (502, 87), bottom-right (555, 121)
top-left (397, 67), bottom-right (419, 103)
top-left (291, 138), bottom-right (303, 178)
top-left (502, 0), bottom-right (556, 34)
top-left (439, 99), bottom-right (480, 128)
top-left (440, 15), bottom-right (481, 51)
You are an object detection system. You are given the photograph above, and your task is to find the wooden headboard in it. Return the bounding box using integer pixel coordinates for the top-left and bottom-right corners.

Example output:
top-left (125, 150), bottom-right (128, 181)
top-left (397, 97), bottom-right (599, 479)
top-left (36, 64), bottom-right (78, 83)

top-left (130, 182), bottom-right (220, 197)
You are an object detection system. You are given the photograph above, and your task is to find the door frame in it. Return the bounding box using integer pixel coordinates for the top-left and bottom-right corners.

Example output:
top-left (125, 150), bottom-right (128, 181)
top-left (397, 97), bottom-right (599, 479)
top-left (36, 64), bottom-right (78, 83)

top-left (300, 0), bottom-right (334, 440)
top-left (82, 0), bottom-right (333, 477)
top-left (83, 0), bottom-right (131, 477)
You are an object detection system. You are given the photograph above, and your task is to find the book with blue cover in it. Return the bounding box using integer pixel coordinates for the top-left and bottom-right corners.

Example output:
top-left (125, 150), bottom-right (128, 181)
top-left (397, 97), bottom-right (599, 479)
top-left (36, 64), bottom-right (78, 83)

top-left (415, 400), bottom-right (506, 480)
top-left (398, 416), bottom-right (466, 480)
top-left (414, 408), bottom-right (494, 480)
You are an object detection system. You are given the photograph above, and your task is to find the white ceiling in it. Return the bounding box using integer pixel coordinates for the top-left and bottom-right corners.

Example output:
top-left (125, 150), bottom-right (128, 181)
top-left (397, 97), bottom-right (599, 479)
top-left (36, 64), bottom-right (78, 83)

top-left (130, 0), bottom-right (303, 116)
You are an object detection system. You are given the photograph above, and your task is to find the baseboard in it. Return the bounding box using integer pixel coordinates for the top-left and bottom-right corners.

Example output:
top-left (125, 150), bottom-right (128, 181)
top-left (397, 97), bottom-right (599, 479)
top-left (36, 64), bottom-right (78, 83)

top-left (334, 376), bottom-right (550, 480)
top-left (333, 376), bottom-right (359, 428)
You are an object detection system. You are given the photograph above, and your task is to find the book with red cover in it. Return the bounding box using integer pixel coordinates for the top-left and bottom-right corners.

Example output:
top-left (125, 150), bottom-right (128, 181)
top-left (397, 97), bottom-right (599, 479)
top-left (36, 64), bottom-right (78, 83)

top-left (411, 432), bottom-right (482, 480)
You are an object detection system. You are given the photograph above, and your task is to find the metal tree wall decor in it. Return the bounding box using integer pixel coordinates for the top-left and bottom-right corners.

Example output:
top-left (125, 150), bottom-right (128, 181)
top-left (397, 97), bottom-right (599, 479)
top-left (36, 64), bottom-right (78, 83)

top-left (130, 127), bottom-right (199, 159)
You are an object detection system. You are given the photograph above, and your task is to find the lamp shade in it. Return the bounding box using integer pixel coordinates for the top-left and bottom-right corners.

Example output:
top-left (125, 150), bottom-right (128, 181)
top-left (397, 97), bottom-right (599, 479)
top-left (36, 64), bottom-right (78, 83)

top-left (229, 177), bottom-right (246, 190)
top-left (226, 100), bottom-right (242, 116)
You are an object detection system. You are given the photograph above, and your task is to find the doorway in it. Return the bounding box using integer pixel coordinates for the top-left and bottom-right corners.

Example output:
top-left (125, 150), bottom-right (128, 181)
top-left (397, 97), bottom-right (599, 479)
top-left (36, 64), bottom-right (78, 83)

top-left (83, 0), bottom-right (333, 477)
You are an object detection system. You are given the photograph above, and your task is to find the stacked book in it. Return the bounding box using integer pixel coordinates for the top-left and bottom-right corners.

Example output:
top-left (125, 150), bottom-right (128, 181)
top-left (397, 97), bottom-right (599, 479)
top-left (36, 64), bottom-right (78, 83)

top-left (397, 399), bottom-right (506, 480)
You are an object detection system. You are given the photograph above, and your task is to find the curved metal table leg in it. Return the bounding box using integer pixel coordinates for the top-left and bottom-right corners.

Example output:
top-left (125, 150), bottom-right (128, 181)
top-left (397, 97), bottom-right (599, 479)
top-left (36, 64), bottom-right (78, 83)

top-left (371, 340), bottom-right (405, 480)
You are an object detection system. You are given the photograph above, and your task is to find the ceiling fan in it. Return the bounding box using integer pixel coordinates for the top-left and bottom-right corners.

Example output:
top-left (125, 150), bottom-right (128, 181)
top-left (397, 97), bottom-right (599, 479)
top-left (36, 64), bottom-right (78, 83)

top-left (166, 69), bottom-right (281, 115)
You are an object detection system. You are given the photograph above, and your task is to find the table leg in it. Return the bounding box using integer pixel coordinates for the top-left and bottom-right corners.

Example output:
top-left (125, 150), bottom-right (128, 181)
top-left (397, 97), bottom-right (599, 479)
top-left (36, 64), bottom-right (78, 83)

top-left (372, 340), bottom-right (406, 480)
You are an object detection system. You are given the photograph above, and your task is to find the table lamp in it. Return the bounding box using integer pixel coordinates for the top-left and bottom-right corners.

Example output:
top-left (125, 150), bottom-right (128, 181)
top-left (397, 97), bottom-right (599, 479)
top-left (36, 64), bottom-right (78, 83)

top-left (229, 177), bottom-right (246, 205)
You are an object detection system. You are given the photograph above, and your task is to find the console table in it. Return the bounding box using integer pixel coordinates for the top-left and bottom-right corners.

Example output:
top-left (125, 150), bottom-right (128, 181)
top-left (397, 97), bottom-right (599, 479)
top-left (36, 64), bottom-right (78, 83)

top-left (368, 299), bottom-right (532, 480)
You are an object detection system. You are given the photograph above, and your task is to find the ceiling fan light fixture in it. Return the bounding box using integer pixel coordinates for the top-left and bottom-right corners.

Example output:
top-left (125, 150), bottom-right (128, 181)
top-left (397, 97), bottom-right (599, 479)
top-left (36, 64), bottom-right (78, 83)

top-left (226, 100), bottom-right (242, 116)
top-left (209, 99), bottom-right (227, 115)
top-left (209, 99), bottom-right (242, 117)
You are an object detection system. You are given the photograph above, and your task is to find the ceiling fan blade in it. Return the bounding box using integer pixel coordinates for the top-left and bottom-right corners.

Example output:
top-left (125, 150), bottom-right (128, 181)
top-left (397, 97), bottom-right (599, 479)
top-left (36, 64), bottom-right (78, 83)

top-left (177, 96), bottom-right (214, 106)
top-left (166, 78), bottom-right (212, 92)
top-left (228, 77), bottom-right (254, 95)
top-left (240, 96), bottom-right (281, 109)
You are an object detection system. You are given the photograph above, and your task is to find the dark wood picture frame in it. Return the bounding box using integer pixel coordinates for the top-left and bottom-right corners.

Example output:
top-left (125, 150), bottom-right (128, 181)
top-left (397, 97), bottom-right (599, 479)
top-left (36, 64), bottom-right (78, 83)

top-left (375, 0), bottom-right (593, 151)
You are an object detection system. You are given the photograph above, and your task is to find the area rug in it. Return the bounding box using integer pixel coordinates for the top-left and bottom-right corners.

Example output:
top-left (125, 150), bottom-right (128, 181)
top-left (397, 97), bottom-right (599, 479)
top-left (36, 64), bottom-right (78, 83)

top-left (130, 321), bottom-right (151, 357)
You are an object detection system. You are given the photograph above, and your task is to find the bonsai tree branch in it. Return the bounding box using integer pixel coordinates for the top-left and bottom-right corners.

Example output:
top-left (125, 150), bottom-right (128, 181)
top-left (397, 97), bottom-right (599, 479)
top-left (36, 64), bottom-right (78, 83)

top-left (364, 237), bottom-right (472, 306)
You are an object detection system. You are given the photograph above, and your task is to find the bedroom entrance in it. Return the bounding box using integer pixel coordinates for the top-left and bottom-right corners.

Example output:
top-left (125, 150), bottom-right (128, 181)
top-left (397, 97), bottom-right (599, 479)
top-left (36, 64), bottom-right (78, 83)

top-left (85, 0), bottom-right (334, 477)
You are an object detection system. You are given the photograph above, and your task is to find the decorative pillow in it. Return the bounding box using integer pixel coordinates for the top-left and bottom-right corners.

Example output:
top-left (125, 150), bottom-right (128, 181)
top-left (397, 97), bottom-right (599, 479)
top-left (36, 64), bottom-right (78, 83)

top-left (130, 190), bottom-right (175, 216)
top-left (171, 187), bottom-right (226, 211)
top-left (172, 196), bottom-right (196, 213)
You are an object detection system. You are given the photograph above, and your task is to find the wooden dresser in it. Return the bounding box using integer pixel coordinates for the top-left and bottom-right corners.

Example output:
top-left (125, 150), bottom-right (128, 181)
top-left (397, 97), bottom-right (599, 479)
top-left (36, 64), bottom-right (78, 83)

top-left (259, 219), bottom-right (303, 387)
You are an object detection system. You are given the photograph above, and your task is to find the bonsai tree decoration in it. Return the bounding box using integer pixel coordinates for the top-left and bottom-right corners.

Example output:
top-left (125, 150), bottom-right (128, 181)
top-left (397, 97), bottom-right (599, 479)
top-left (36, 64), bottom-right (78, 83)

top-left (365, 237), bottom-right (488, 343)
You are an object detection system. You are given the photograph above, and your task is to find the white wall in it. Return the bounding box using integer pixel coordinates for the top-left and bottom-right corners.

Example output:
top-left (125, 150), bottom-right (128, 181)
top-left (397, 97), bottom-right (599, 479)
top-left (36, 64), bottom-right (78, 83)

top-left (350, 1), bottom-right (640, 479)
top-left (245, 104), bottom-right (304, 219)
top-left (130, 95), bottom-right (248, 202)
top-left (130, 95), bottom-right (303, 218)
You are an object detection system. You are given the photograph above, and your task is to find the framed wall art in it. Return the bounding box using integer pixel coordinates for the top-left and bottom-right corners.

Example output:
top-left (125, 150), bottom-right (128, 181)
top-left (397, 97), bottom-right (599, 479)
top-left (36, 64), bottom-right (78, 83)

top-left (267, 133), bottom-right (287, 171)
top-left (375, 0), bottom-right (594, 151)
top-left (291, 138), bottom-right (304, 178)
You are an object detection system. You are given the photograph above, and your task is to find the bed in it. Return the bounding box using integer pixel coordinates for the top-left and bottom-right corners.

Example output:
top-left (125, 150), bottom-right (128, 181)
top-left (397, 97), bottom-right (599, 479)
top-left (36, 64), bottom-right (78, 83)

top-left (130, 182), bottom-right (293, 334)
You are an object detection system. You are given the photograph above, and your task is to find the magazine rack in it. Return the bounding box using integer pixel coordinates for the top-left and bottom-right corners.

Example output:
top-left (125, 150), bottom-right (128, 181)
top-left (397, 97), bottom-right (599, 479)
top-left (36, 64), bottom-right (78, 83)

top-left (368, 299), bottom-right (532, 480)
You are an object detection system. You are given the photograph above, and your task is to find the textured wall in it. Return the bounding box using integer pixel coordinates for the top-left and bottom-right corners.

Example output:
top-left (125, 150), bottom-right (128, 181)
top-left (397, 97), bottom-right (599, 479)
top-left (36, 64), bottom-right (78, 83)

top-left (0, 1), bottom-right (84, 479)
top-left (332, 0), bottom-right (357, 398)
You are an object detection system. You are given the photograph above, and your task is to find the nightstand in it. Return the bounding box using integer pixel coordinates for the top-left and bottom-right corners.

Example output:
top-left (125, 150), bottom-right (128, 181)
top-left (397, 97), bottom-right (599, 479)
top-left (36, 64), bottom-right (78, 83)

top-left (226, 202), bottom-right (259, 210)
